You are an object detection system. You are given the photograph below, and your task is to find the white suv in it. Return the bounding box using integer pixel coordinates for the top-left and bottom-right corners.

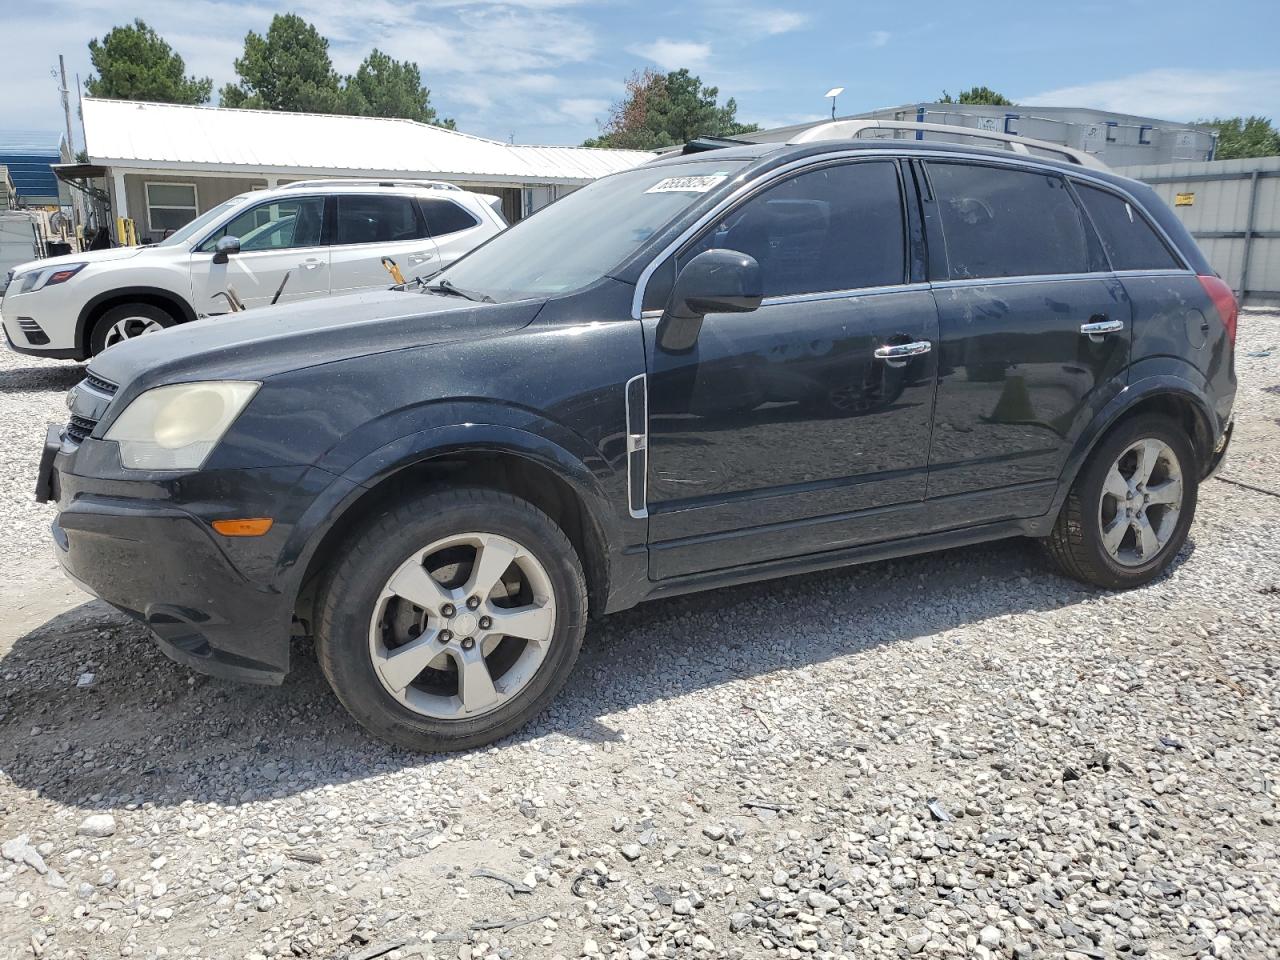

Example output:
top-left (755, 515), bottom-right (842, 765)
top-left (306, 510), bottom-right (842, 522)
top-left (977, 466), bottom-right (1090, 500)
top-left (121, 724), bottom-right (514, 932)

top-left (1, 179), bottom-right (507, 360)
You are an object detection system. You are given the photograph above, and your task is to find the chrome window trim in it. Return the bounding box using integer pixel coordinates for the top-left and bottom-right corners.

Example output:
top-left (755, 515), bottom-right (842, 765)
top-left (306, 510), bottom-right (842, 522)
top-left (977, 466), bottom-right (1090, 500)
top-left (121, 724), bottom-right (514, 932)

top-left (1111, 268), bottom-right (1195, 278)
top-left (632, 147), bottom-right (1189, 318)
top-left (761, 281), bottom-right (932, 306)
top-left (625, 373), bottom-right (648, 520)
top-left (930, 268), bottom-right (1195, 291)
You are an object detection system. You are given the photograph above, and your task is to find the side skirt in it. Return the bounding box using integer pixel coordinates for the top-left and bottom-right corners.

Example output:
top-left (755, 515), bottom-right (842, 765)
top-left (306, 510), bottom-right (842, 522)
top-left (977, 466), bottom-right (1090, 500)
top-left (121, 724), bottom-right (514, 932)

top-left (638, 517), bottom-right (1042, 605)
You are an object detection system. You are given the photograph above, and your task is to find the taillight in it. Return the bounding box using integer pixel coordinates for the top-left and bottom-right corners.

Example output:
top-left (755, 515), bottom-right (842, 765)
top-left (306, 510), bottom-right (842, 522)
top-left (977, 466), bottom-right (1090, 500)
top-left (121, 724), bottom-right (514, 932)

top-left (1198, 274), bottom-right (1238, 345)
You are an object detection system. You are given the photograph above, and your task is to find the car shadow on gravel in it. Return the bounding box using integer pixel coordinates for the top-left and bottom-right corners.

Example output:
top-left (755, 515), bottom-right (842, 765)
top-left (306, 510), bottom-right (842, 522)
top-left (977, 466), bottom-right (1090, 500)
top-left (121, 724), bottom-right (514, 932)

top-left (0, 536), bottom-right (1190, 810)
top-left (0, 363), bottom-right (85, 393)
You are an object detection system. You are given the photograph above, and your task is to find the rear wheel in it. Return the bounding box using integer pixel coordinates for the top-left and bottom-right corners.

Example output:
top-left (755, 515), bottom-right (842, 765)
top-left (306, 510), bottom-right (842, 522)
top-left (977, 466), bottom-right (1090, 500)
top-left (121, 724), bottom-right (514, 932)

top-left (315, 488), bottom-right (588, 751)
top-left (1044, 414), bottom-right (1198, 590)
top-left (89, 302), bottom-right (177, 355)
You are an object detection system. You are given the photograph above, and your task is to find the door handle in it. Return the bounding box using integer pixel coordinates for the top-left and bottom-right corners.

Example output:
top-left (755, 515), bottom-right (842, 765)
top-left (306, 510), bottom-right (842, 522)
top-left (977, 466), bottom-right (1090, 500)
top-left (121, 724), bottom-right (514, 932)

top-left (298, 259), bottom-right (322, 270)
top-left (408, 252), bottom-right (434, 265)
top-left (1080, 318), bottom-right (1124, 339)
top-left (874, 340), bottom-right (932, 365)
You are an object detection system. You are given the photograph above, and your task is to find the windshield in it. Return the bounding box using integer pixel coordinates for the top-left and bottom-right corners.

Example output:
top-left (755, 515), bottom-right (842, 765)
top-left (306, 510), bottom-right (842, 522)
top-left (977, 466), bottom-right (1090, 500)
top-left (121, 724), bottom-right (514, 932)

top-left (155, 195), bottom-right (250, 248)
top-left (432, 159), bottom-right (748, 302)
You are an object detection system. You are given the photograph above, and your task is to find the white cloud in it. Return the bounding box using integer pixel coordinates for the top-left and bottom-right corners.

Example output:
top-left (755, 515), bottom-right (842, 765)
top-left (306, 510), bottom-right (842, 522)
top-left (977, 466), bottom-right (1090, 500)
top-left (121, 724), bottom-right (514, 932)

top-left (629, 39), bottom-right (713, 72)
top-left (741, 9), bottom-right (808, 36)
top-left (869, 30), bottom-right (891, 47)
top-left (1022, 68), bottom-right (1280, 122)
top-left (557, 97), bottom-right (611, 124)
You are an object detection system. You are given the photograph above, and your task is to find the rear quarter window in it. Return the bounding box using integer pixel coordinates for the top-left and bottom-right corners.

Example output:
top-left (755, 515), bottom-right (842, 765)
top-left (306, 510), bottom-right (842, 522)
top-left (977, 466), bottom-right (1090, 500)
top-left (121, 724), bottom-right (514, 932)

top-left (420, 197), bottom-right (481, 237)
top-left (927, 162), bottom-right (1092, 280)
top-left (1073, 183), bottom-right (1180, 271)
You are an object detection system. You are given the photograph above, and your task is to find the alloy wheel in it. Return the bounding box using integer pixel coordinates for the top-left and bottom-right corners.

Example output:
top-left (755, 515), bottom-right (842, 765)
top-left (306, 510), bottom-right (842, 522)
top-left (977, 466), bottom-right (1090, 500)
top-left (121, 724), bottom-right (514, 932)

top-left (368, 532), bottom-right (556, 719)
top-left (1097, 437), bottom-right (1184, 567)
top-left (103, 316), bottom-right (166, 348)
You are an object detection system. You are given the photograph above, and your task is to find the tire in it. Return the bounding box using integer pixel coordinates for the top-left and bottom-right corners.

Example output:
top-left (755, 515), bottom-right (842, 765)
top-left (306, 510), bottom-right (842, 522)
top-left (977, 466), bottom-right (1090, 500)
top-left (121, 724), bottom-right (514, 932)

top-left (314, 488), bottom-right (588, 752)
top-left (1043, 413), bottom-right (1198, 590)
top-left (89, 302), bottom-right (177, 355)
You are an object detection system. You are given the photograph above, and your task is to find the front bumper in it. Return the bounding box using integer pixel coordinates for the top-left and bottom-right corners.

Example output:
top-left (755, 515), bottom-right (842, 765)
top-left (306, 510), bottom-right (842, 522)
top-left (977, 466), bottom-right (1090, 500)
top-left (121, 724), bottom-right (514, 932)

top-left (1, 293), bottom-right (82, 359)
top-left (47, 440), bottom-right (338, 685)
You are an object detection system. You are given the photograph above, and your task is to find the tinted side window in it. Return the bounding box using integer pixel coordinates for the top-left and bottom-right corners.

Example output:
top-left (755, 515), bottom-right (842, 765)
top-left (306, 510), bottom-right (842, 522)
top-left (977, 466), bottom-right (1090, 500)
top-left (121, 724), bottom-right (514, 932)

top-left (928, 163), bottom-right (1090, 279)
top-left (1074, 183), bottom-right (1179, 270)
top-left (679, 160), bottom-right (906, 297)
top-left (198, 197), bottom-right (324, 252)
top-left (420, 197), bottom-right (480, 236)
top-left (335, 195), bottom-right (427, 245)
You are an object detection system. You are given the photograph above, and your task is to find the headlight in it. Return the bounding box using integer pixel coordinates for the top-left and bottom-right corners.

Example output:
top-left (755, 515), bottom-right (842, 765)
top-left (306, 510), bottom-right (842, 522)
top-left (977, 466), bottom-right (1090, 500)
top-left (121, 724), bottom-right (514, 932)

top-left (17, 262), bottom-right (86, 293)
top-left (104, 381), bottom-right (260, 470)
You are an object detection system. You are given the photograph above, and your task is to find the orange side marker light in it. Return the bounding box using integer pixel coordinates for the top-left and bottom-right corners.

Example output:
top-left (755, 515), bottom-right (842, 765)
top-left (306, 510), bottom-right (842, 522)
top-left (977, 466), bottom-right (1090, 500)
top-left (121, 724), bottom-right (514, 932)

top-left (212, 518), bottom-right (274, 537)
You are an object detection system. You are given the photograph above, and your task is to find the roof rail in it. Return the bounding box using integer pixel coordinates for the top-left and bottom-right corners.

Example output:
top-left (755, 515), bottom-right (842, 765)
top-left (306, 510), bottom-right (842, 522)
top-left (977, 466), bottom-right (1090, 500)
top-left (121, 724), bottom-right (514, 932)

top-left (278, 178), bottom-right (463, 191)
top-left (789, 120), bottom-right (1108, 170)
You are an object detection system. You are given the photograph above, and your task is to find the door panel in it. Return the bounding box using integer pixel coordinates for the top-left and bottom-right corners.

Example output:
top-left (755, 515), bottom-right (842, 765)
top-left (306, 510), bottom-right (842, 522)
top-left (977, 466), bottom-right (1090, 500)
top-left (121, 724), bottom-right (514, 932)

top-left (926, 276), bottom-right (1131, 521)
top-left (191, 247), bottom-right (330, 313)
top-left (644, 287), bottom-right (940, 579)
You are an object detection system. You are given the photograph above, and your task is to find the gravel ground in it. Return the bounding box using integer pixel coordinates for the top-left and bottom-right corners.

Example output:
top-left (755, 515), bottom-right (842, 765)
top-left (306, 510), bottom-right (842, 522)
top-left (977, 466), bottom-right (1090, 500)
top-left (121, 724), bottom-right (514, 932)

top-left (0, 316), bottom-right (1278, 960)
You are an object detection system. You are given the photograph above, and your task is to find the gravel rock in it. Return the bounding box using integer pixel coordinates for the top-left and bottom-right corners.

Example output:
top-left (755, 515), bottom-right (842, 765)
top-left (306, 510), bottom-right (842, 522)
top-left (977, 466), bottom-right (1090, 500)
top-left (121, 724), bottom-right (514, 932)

top-left (76, 813), bottom-right (116, 838)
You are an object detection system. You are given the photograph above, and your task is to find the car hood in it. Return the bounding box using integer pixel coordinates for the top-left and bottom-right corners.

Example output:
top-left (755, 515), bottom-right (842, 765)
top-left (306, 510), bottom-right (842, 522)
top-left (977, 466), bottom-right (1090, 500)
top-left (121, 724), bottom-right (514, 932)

top-left (9, 245), bottom-right (145, 276)
top-left (89, 287), bottom-right (547, 393)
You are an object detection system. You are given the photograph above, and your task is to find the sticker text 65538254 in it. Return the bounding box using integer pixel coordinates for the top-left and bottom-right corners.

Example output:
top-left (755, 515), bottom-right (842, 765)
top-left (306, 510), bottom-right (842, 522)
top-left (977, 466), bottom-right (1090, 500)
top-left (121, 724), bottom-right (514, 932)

top-left (645, 174), bottom-right (729, 194)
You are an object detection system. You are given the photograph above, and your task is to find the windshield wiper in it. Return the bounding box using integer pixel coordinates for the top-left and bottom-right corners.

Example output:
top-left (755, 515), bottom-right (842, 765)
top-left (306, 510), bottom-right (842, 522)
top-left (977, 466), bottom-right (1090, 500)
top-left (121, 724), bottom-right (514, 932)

top-left (424, 277), bottom-right (493, 303)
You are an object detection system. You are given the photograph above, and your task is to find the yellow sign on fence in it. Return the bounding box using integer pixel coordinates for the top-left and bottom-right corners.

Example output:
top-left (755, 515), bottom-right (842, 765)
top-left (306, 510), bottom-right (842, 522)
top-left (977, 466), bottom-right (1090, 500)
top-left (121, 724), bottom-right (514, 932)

top-left (1175, 192), bottom-right (1195, 206)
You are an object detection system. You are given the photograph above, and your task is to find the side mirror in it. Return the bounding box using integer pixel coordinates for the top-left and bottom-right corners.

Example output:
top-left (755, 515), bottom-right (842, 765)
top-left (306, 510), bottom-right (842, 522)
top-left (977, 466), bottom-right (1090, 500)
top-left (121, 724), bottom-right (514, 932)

top-left (212, 235), bottom-right (241, 265)
top-left (657, 248), bottom-right (762, 352)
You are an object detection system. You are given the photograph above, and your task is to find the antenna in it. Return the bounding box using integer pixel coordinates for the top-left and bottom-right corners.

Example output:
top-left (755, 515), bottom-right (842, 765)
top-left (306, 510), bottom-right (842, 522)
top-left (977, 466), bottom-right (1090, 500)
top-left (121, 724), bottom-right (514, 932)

top-left (824, 86), bottom-right (845, 120)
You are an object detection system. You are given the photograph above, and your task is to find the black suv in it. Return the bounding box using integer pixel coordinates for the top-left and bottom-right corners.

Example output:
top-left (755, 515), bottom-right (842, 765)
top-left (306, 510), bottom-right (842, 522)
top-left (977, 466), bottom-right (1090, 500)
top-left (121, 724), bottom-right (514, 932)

top-left (39, 139), bottom-right (1237, 751)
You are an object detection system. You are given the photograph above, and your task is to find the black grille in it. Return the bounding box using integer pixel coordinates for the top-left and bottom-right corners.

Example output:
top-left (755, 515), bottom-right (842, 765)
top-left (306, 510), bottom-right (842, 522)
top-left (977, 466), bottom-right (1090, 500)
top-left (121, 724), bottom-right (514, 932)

top-left (82, 370), bottom-right (118, 396)
top-left (66, 414), bottom-right (97, 444)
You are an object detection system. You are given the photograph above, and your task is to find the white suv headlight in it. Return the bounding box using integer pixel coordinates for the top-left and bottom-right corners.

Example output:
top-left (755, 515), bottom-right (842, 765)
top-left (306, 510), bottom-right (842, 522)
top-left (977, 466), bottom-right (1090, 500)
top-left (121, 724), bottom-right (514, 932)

top-left (104, 381), bottom-right (260, 470)
top-left (18, 262), bottom-right (86, 293)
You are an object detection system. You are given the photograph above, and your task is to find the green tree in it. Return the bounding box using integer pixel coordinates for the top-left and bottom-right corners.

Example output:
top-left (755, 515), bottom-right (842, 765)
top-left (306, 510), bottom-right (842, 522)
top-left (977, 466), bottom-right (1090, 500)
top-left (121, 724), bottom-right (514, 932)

top-left (584, 68), bottom-right (759, 149)
top-left (343, 49), bottom-right (454, 128)
top-left (938, 86), bottom-right (1015, 106)
top-left (220, 14), bottom-right (342, 113)
top-left (84, 19), bottom-right (212, 104)
top-left (1200, 116), bottom-right (1280, 159)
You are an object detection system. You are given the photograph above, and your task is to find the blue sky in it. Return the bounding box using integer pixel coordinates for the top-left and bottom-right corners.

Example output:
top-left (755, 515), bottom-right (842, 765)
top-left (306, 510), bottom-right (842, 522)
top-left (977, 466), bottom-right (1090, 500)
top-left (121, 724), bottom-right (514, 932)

top-left (4, 0), bottom-right (1278, 148)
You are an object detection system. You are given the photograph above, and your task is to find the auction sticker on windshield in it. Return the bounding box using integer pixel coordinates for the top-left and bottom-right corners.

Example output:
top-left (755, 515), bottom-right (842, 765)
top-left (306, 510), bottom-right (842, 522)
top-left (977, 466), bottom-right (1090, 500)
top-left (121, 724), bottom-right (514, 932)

top-left (645, 174), bottom-right (729, 194)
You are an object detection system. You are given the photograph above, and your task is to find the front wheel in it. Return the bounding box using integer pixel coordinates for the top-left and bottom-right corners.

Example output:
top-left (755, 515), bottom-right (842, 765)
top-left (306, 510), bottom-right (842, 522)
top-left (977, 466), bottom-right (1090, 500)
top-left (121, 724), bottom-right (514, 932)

top-left (1043, 414), bottom-right (1198, 590)
top-left (89, 302), bottom-right (176, 355)
top-left (314, 488), bottom-right (588, 752)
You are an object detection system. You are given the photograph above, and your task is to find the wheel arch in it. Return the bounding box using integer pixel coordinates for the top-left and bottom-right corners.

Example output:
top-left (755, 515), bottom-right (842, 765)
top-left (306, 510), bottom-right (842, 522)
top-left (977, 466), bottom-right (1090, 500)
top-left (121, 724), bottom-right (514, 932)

top-left (289, 436), bottom-right (617, 632)
top-left (76, 286), bottom-right (197, 356)
top-left (1047, 374), bottom-right (1217, 530)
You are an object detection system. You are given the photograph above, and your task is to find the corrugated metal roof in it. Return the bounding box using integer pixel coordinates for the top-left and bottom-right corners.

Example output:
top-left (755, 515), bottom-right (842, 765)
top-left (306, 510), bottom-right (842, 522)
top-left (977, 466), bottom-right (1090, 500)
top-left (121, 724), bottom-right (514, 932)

top-left (82, 99), bottom-right (649, 184)
top-left (0, 130), bottom-right (63, 154)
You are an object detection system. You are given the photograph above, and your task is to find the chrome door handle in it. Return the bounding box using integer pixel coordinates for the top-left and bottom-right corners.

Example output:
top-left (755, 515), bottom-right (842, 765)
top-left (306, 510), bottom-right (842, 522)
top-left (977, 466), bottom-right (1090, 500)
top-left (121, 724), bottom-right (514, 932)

top-left (298, 259), bottom-right (322, 270)
top-left (408, 252), bottom-right (434, 265)
top-left (1080, 318), bottom-right (1124, 337)
top-left (874, 340), bottom-right (932, 363)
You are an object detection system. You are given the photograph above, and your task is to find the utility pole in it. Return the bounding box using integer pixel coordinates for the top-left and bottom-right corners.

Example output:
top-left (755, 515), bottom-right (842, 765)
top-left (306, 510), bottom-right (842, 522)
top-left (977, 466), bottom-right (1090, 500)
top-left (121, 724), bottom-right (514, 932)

top-left (57, 54), bottom-right (81, 234)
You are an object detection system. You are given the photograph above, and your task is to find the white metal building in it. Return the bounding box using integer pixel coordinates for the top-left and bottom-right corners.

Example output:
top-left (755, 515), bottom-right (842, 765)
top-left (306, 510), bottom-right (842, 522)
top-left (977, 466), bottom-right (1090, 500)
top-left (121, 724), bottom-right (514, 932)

top-left (69, 99), bottom-right (651, 243)
top-left (754, 103), bottom-right (1217, 167)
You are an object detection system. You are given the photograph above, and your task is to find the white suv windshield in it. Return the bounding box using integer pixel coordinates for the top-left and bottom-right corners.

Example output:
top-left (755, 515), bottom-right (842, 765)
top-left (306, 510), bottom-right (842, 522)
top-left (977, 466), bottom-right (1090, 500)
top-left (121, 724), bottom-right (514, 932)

top-left (433, 159), bottom-right (748, 302)
top-left (155, 195), bottom-right (249, 248)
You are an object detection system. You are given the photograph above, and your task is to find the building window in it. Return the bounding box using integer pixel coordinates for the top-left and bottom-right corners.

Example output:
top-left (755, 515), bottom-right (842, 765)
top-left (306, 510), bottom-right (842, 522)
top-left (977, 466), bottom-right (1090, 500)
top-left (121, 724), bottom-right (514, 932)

top-left (1105, 122), bottom-right (1117, 142)
top-left (145, 182), bottom-right (198, 234)
top-left (1138, 125), bottom-right (1153, 145)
